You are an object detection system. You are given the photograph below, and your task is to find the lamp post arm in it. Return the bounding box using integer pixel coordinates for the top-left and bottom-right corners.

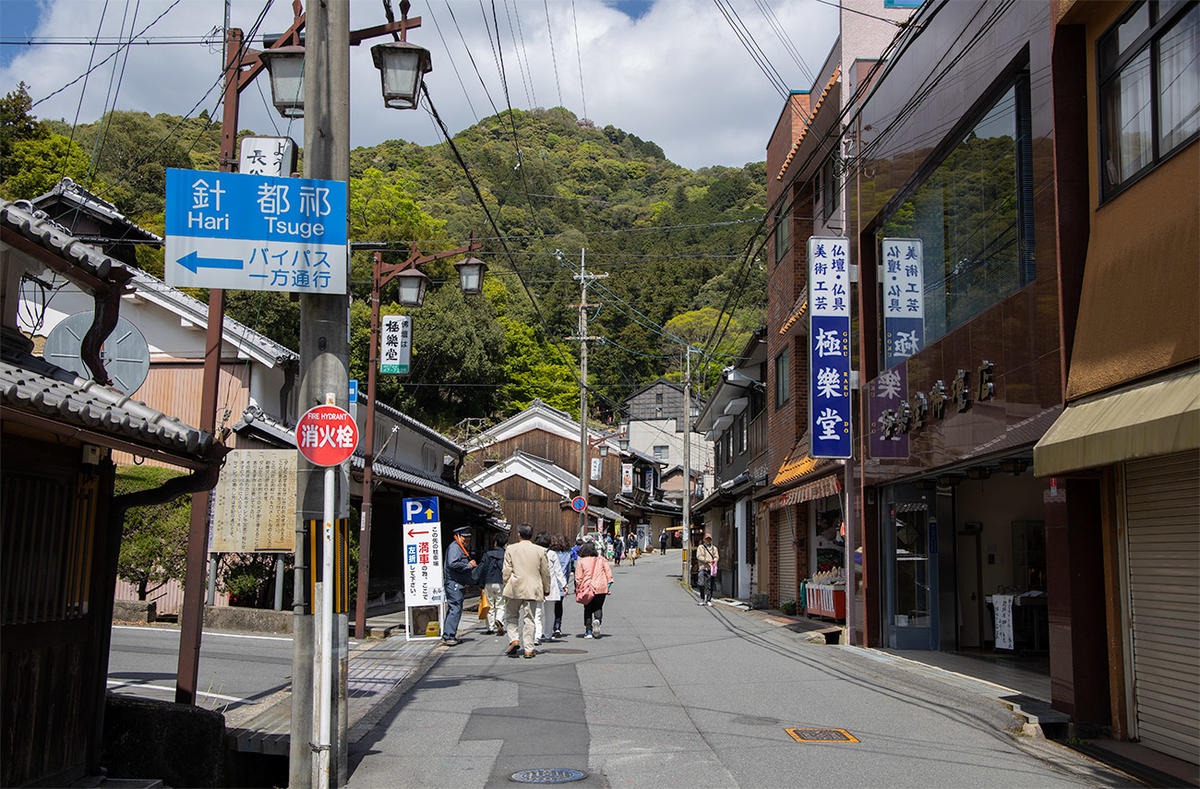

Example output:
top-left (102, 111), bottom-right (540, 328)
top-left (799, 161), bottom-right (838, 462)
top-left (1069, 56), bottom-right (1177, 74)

top-left (377, 239), bottom-right (482, 289)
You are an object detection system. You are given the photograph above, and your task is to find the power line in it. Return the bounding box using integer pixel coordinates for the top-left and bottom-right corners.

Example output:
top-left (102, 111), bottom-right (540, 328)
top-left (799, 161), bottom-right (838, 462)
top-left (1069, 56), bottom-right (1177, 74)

top-left (543, 0), bottom-right (563, 107)
top-left (570, 0), bottom-right (587, 119)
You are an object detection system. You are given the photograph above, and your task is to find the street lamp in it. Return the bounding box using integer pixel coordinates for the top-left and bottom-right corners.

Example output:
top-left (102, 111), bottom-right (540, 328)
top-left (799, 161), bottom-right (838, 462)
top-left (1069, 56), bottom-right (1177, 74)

top-left (454, 256), bottom-right (488, 296)
top-left (371, 40), bottom-right (433, 110)
top-left (259, 45), bottom-right (306, 117)
top-left (357, 239), bottom-right (483, 644)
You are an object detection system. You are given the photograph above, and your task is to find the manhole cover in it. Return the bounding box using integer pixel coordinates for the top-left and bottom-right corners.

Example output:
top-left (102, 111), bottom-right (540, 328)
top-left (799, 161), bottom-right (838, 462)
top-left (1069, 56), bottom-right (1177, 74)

top-left (536, 648), bottom-right (588, 654)
top-left (509, 768), bottom-right (588, 783)
top-left (785, 728), bottom-right (859, 743)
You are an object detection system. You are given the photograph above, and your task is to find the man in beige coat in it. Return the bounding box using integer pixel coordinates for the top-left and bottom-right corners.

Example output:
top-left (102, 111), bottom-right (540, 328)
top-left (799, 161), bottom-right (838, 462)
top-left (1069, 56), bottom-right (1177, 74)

top-left (502, 522), bottom-right (551, 658)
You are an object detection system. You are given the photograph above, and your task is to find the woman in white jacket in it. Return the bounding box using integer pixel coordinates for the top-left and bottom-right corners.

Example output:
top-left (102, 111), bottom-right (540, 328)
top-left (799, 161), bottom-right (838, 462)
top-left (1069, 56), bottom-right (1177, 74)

top-left (534, 532), bottom-right (567, 643)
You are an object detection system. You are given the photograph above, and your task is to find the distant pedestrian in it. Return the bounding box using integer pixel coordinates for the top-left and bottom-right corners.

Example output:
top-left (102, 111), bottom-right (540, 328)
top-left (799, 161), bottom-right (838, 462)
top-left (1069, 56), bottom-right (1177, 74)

top-left (613, 533), bottom-right (624, 566)
top-left (442, 525), bottom-right (476, 644)
top-left (659, 529), bottom-right (668, 555)
top-left (540, 534), bottom-right (570, 640)
top-left (696, 533), bottom-right (719, 606)
top-left (627, 532), bottom-right (638, 564)
top-left (502, 523), bottom-right (551, 659)
top-left (474, 533), bottom-right (507, 636)
top-left (574, 540), bottom-right (613, 639)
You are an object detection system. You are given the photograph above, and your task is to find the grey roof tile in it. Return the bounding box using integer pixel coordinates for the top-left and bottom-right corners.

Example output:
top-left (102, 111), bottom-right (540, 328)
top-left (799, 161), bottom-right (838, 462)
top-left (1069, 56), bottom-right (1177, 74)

top-left (1, 199), bottom-right (129, 283)
top-left (1, 343), bottom-right (212, 458)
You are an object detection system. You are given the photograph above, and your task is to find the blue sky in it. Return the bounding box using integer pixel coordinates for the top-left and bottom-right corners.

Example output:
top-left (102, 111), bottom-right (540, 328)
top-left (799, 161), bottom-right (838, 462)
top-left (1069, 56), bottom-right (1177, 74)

top-left (0, 0), bottom-right (844, 169)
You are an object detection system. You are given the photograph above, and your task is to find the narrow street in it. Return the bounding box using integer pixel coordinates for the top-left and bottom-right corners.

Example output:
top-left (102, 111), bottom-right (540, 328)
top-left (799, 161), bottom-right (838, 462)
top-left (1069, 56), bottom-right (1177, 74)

top-left (347, 553), bottom-right (1132, 789)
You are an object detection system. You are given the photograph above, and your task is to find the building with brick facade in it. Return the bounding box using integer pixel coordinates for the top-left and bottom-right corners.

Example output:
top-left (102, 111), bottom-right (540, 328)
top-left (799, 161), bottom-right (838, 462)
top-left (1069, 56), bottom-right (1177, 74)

top-left (759, 0), bottom-right (913, 612)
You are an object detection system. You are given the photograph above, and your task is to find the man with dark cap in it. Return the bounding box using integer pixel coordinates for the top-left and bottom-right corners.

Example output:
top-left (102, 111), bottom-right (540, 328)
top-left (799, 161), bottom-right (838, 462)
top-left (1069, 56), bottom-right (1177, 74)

top-left (442, 525), bottom-right (475, 645)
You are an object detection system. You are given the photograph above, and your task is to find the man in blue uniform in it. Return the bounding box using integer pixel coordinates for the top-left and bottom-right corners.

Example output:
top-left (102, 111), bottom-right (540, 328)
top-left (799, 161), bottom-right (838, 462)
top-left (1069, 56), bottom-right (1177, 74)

top-left (442, 525), bottom-right (475, 645)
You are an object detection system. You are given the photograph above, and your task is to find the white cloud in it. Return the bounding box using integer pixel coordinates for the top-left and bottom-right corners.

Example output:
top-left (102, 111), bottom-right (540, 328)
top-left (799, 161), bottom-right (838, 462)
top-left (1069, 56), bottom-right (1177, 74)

top-left (2, 0), bottom-right (839, 170)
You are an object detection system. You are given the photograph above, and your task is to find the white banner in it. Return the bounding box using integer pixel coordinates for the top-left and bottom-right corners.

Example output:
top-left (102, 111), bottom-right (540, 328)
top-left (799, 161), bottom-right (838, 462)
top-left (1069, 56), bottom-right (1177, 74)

top-left (381, 314), bottom-right (412, 374)
top-left (402, 498), bottom-right (444, 606)
top-left (621, 463), bottom-right (634, 494)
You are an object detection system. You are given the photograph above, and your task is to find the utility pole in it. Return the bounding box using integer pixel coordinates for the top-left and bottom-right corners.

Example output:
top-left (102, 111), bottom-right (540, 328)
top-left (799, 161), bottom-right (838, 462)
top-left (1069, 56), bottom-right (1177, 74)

top-left (682, 346), bottom-right (693, 580)
top-left (292, 2), bottom-right (349, 788)
top-left (568, 249), bottom-right (607, 538)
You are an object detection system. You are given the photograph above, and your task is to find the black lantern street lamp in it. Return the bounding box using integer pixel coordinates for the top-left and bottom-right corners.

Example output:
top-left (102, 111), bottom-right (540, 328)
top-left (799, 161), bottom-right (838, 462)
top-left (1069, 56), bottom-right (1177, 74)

top-left (371, 40), bottom-right (433, 110)
top-left (454, 256), bottom-right (488, 296)
top-left (259, 45), bottom-right (307, 117)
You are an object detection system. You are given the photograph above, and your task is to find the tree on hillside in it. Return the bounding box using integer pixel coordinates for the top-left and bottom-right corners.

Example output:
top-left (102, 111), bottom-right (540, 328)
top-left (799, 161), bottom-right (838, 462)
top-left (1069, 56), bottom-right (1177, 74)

top-left (114, 466), bottom-right (190, 601)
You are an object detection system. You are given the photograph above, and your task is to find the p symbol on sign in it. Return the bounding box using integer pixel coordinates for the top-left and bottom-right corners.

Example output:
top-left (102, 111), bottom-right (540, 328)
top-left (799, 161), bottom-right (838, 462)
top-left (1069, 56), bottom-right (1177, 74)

top-left (405, 500), bottom-right (424, 521)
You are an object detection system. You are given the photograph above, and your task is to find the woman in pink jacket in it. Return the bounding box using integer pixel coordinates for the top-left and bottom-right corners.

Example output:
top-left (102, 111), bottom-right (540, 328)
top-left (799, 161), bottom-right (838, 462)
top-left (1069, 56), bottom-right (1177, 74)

top-left (574, 539), bottom-right (613, 638)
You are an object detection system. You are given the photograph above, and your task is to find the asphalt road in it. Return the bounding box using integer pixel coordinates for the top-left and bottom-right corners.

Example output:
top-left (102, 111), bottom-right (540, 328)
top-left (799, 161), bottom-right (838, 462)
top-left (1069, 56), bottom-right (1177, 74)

top-left (346, 552), bottom-right (1134, 789)
top-left (107, 624), bottom-right (293, 715)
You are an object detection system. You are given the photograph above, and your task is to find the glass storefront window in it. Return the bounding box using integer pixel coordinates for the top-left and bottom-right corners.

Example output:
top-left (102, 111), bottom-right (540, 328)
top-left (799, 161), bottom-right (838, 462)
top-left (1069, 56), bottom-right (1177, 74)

top-left (893, 503), bottom-right (931, 628)
top-left (878, 80), bottom-right (1034, 349)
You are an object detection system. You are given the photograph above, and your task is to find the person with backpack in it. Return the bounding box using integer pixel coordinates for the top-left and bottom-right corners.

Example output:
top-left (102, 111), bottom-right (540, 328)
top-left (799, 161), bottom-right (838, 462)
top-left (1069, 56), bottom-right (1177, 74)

top-left (473, 533), bottom-right (508, 636)
top-left (574, 539), bottom-right (613, 639)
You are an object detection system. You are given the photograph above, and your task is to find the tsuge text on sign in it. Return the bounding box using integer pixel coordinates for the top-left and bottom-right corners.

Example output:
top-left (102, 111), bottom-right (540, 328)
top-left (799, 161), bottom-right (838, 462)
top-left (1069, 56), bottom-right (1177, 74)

top-left (165, 168), bottom-right (348, 294)
top-left (295, 404), bottom-right (359, 467)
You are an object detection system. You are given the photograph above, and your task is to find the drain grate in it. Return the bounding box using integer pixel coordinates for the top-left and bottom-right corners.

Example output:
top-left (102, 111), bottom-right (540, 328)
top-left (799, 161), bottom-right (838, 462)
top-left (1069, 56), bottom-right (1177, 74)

top-left (509, 768), bottom-right (588, 784)
top-left (785, 728), bottom-right (859, 743)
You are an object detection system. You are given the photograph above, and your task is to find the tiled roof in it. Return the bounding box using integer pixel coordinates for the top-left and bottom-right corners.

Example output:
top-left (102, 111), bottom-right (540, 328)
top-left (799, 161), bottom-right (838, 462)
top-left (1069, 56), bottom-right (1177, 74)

top-left (349, 452), bottom-right (494, 513)
top-left (777, 66), bottom-right (841, 182)
top-left (1, 199), bottom-right (131, 284)
top-left (1, 340), bottom-right (213, 458)
top-left (32, 177), bottom-right (163, 243)
top-left (780, 295), bottom-right (808, 334)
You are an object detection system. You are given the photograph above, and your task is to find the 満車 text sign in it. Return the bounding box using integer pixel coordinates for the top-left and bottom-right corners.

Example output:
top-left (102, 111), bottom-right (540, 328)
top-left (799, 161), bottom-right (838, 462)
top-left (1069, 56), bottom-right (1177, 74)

top-left (403, 497), bottom-right (444, 607)
top-left (165, 168), bottom-right (347, 294)
top-left (882, 238), bottom-right (924, 369)
top-left (809, 237), bottom-right (853, 459)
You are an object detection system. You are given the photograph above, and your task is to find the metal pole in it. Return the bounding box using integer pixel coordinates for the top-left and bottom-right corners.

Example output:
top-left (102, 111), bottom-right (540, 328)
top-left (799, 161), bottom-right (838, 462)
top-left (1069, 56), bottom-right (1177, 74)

top-left (176, 25), bottom-right (240, 706)
top-left (577, 248), bottom-right (588, 539)
top-left (683, 348), bottom-right (691, 580)
top-left (318, 463), bottom-right (336, 789)
top-left (844, 456), bottom-right (856, 646)
top-left (354, 254), bottom-right (382, 638)
top-left (292, 3), bottom-right (350, 787)
top-left (275, 554), bottom-right (285, 611)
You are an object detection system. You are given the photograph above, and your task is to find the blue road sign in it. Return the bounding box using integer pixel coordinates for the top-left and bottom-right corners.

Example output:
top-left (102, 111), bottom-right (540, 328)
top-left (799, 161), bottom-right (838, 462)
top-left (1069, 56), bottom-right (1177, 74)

top-left (165, 169), bottom-right (347, 294)
top-left (348, 379), bottom-right (358, 404)
top-left (403, 497), bottom-right (440, 524)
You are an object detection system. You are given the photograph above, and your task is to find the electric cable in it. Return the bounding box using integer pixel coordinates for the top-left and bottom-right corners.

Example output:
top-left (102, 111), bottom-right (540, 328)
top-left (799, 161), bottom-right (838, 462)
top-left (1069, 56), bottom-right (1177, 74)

top-left (543, 0), bottom-right (564, 108)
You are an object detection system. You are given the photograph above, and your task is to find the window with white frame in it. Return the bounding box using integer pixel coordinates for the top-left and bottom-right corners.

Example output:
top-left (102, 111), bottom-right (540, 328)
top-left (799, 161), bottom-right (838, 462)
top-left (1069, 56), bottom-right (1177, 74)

top-left (1100, 1), bottom-right (1199, 198)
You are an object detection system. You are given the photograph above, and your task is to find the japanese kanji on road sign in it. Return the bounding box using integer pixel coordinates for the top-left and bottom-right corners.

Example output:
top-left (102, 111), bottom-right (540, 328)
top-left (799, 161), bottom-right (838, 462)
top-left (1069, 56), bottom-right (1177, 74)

top-left (402, 497), bottom-right (444, 607)
top-left (295, 404), bottom-right (359, 467)
top-left (165, 168), bottom-right (348, 294)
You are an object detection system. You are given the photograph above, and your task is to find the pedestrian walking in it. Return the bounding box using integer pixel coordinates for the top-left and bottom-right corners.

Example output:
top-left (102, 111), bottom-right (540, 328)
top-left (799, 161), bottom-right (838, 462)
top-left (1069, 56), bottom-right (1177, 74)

top-left (541, 534), bottom-right (570, 640)
top-left (696, 533), bottom-right (719, 606)
top-left (613, 533), bottom-right (624, 566)
top-left (474, 533), bottom-right (507, 636)
top-left (574, 539), bottom-right (613, 639)
top-left (502, 522), bottom-right (551, 659)
top-left (626, 532), bottom-right (638, 565)
top-left (442, 525), bottom-right (476, 645)
top-left (659, 529), bottom-right (668, 555)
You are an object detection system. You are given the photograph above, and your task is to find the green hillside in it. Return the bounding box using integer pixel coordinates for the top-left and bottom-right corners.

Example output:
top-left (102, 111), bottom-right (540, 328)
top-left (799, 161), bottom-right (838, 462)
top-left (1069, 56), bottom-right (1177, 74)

top-left (2, 86), bottom-right (767, 431)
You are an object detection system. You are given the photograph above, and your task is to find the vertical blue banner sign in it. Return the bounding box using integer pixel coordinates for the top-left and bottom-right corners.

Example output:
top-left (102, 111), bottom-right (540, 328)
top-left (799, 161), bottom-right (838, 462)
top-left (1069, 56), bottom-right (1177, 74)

top-left (808, 237), bottom-right (853, 459)
top-left (882, 238), bottom-right (924, 369)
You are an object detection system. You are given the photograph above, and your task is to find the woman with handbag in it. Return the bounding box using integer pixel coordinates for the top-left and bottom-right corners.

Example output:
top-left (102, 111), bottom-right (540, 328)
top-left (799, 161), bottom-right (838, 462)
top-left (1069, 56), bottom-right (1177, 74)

top-left (696, 534), bottom-right (719, 606)
top-left (574, 540), bottom-right (613, 639)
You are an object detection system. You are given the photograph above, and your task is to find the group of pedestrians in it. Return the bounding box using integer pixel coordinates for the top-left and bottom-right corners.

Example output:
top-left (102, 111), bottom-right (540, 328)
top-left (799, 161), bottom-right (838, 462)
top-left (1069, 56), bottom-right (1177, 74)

top-left (439, 524), bottom-right (618, 658)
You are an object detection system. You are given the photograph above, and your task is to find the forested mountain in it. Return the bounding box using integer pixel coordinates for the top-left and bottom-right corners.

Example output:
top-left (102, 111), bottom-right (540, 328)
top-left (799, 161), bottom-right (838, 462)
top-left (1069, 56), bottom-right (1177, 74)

top-left (1, 85), bottom-right (768, 433)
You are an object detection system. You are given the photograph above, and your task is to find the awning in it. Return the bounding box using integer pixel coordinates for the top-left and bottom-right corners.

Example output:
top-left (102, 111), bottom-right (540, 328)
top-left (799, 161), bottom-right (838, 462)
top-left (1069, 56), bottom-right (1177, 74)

top-left (1033, 366), bottom-right (1200, 476)
top-left (765, 473), bottom-right (842, 511)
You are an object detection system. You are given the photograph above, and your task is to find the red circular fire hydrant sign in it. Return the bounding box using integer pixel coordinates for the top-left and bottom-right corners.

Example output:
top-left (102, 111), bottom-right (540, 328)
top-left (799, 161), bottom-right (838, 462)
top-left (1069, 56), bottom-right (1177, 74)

top-left (295, 404), bottom-right (359, 467)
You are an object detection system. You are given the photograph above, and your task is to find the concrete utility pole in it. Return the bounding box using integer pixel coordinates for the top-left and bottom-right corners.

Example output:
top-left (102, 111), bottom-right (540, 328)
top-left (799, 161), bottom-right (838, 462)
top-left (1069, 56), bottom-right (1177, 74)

top-left (682, 346), bottom-right (692, 580)
top-left (569, 249), bottom-right (607, 538)
top-left (291, 3), bottom-right (350, 788)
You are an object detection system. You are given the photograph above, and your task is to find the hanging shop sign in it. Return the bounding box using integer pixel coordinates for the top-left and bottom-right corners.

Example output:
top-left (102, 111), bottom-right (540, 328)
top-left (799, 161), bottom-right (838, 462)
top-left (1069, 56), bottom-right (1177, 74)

top-left (808, 237), bottom-right (852, 459)
top-left (380, 314), bottom-right (412, 374)
top-left (239, 136), bottom-right (298, 178)
top-left (881, 238), bottom-right (924, 369)
top-left (621, 463), bottom-right (634, 494)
